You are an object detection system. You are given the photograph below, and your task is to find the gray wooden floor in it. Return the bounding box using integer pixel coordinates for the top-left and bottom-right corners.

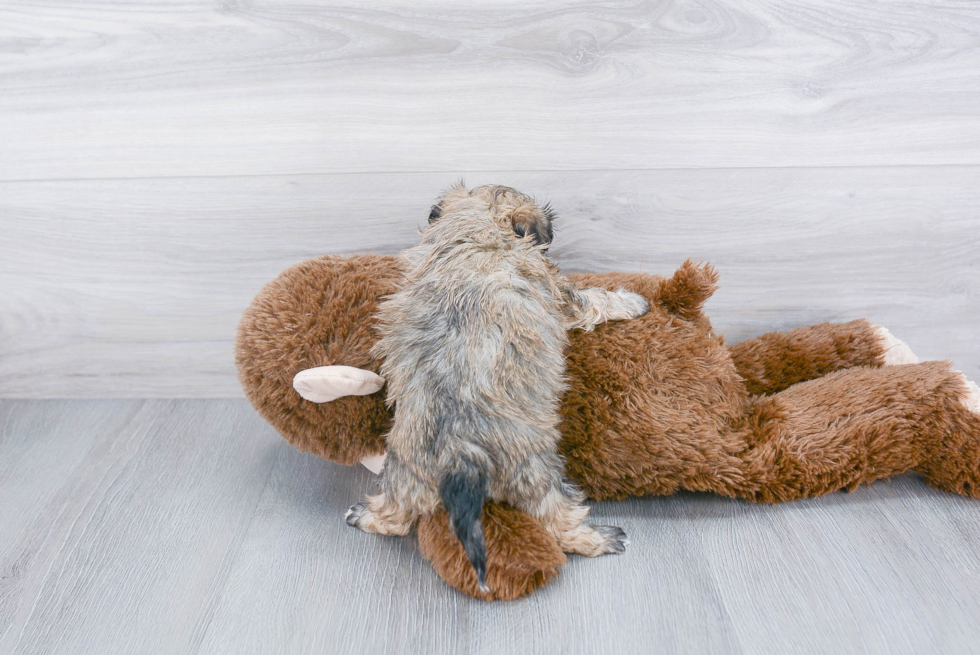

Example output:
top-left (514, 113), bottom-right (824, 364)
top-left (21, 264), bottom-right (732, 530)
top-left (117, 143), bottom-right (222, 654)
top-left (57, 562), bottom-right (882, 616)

top-left (3, 399), bottom-right (980, 655)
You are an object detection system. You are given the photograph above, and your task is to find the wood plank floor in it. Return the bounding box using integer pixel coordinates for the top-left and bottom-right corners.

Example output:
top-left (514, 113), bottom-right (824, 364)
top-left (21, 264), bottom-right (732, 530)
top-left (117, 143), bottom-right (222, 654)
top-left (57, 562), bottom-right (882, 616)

top-left (4, 399), bottom-right (980, 654)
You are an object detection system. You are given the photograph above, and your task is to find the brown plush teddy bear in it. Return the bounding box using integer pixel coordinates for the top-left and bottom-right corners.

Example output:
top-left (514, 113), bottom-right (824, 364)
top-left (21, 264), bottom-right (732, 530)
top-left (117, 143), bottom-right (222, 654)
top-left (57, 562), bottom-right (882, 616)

top-left (235, 253), bottom-right (980, 601)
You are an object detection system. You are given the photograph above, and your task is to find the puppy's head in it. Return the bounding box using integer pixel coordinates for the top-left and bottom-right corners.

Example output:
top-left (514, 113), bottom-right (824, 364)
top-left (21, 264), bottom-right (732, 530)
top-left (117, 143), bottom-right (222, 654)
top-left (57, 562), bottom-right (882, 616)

top-left (428, 184), bottom-right (555, 249)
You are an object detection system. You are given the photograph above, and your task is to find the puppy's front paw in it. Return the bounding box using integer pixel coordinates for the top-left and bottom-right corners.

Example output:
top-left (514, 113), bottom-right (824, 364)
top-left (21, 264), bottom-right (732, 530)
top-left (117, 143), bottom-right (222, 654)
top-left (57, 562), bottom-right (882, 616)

top-left (615, 289), bottom-right (650, 319)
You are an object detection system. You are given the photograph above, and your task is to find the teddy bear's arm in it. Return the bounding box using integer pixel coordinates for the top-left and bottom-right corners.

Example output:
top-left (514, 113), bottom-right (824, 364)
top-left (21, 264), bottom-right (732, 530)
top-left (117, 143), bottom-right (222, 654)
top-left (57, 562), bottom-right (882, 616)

top-left (727, 319), bottom-right (912, 395)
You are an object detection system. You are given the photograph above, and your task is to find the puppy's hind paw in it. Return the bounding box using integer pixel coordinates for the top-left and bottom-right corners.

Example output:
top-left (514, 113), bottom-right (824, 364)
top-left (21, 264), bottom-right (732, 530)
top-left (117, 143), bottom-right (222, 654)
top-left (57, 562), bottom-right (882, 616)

top-left (345, 502), bottom-right (367, 528)
top-left (594, 525), bottom-right (628, 554)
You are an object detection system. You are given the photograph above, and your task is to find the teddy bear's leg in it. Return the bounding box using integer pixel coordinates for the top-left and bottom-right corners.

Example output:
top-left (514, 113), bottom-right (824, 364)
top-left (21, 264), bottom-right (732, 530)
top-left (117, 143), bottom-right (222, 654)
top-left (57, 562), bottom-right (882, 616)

top-left (417, 503), bottom-right (567, 601)
top-left (732, 361), bottom-right (980, 502)
top-left (728, 319), bottom-right (917, 395)
top-left (916, 372), bottom-right (980, 496)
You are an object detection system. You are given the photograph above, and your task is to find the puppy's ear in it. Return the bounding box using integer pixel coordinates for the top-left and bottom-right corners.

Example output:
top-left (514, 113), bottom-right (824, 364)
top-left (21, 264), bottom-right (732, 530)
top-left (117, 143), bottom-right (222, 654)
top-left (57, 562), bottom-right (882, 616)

top-left (429, 182), bottom-right (469, 223)
top-left (511, 204), bottom-right (555, 248)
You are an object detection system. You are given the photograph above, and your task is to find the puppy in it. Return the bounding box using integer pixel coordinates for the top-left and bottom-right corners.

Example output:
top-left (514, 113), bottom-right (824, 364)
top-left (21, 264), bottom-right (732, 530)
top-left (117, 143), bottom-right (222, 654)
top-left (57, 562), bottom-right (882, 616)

top-left (346, 184), bottom-right (649, 590)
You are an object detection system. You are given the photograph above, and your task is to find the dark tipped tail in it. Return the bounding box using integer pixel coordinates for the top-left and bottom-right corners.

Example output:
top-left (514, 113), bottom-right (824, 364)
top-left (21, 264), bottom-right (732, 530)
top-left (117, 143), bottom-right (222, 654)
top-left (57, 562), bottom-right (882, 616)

top-left (440, 464), bottom-right (489, 592)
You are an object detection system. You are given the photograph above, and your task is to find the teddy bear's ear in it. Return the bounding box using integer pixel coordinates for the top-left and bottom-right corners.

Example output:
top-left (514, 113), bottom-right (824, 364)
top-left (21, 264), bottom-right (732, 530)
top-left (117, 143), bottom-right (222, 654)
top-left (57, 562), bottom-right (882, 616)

top-left (292, 366), bottom-right (385, 403)
top-left (655, 260), bottom-right (720, 321)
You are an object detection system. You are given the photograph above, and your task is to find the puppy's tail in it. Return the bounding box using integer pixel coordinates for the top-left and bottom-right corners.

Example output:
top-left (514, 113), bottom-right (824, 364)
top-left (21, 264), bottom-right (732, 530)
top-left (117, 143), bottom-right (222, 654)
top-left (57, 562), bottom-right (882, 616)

top-left (440, 462), bottom-right (489, 593)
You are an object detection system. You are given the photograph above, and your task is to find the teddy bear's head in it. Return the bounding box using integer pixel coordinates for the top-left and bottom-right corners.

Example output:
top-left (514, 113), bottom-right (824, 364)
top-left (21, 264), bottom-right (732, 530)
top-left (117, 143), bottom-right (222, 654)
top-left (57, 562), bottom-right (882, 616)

top-left (236, 254), bottom-right (403, 466)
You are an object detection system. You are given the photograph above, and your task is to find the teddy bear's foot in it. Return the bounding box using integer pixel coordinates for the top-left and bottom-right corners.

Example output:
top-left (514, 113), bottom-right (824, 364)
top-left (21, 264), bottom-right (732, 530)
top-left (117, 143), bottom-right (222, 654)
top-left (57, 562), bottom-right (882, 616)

top-left (872, 325), bottom-right (919, 365)
top-left (966, 381), bottom-right (980, 414)
top-left (953, 372), bottom-right (980, 415)
top-left (868, 327), bottom-right (977, 414)
top-left (915, 367), bottom-right (980, 498)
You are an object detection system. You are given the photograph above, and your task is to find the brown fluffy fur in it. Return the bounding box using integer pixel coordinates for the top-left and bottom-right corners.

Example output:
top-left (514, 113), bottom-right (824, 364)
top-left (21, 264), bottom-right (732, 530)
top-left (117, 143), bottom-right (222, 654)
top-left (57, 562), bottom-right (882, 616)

top-left (235, 255), bottom-right (401, 465)
top-left (237, 253), bottom-right (980, 600)
top-left (728, 319), bottom-right (885, 396)
top-left (417, 504), bottom-right (567, 601)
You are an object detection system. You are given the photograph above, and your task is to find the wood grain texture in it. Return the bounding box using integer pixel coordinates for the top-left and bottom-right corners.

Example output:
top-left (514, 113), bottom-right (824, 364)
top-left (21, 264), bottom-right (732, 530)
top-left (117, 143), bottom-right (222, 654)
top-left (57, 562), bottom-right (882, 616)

top-left (0, 400), bottom-right (282, 654)
top-left (5, 399), bottom-right (980, 654)
top-left (1, 168), bottom-right (978, 397)
top-left (1, 0), bottom-right (980, 180)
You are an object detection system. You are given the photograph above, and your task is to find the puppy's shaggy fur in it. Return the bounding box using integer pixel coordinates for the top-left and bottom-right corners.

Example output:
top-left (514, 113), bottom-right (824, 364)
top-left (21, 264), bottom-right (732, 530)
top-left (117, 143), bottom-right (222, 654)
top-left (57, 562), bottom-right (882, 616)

top-left (345, 185), bottom-right (649, 588)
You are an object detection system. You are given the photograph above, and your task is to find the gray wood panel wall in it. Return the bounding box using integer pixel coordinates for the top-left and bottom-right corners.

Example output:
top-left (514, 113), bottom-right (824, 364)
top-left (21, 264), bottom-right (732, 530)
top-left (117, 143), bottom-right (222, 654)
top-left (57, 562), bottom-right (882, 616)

top-left (1, 0), bottom-right (978, 397)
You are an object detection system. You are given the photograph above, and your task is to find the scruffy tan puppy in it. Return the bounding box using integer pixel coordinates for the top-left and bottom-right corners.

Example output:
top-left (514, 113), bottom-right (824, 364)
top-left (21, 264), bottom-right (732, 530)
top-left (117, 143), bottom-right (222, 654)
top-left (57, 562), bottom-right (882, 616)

top-left (345, 184), bottom-right (649, 590)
